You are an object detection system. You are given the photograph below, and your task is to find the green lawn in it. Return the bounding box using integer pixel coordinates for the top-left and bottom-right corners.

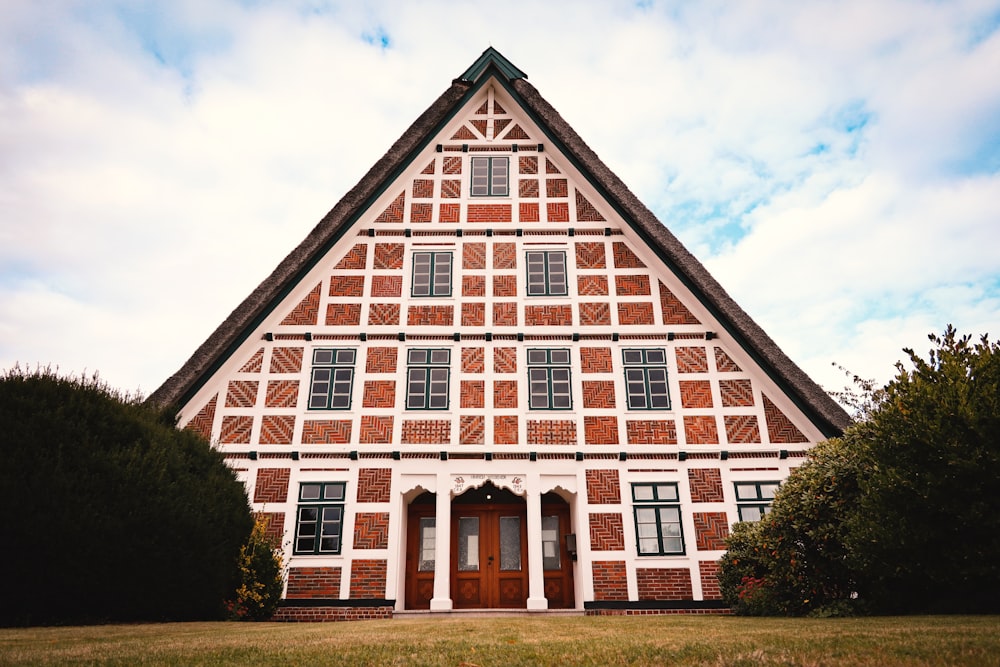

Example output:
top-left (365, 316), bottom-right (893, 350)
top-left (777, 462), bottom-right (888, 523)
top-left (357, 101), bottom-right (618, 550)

top-left (1, 615), bottom-right (998, 666)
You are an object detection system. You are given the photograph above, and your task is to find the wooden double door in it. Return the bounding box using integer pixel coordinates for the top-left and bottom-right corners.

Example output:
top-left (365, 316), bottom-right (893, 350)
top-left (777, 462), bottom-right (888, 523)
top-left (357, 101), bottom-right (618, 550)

top-left (405, 487), bottom-right (574, 610)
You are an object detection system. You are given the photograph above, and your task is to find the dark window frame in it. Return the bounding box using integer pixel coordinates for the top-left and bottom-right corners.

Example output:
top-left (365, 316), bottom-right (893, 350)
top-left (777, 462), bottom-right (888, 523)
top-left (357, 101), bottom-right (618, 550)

top-left (308, 348), bottom-right (356, 410)
top-left (623, 348), bottom-right (671, 410)
top-left (525, 250), bottom-right (568, 296)
top-left (411, 251), bottom-right (453, 297)
top-left (527, 348), bottom-right (573, 410)
top-left (470, 155), bottom-right (509, 196)
top-left (632, 482), bottom-right (685, 556)
top-left (735, 481), bottom-right (780, 522)
top-left (405, 348), bottom-right (452, 410)
top-left (294, 482), bottom-right (346, 555)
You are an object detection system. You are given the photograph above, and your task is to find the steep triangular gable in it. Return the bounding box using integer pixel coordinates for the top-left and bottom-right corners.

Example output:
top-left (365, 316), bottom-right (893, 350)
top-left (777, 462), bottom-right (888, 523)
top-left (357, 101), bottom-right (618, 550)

top-left (149, 47), bottom-right (849, 439)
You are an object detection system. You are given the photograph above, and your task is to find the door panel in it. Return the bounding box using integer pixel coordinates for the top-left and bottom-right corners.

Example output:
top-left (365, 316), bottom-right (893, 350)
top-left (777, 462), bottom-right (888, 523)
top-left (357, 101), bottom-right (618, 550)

top-left (541, 502), bottom-right (575, 609)
top-left (405, 506), bottom-right (436, 609)
top-left (451, 506), bottom-right (528, 608)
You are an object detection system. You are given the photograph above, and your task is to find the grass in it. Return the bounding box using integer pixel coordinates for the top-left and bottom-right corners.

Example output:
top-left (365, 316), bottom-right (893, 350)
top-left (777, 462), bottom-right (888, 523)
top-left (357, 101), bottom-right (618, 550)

top-left (1, 615), bottom-right (998, 666)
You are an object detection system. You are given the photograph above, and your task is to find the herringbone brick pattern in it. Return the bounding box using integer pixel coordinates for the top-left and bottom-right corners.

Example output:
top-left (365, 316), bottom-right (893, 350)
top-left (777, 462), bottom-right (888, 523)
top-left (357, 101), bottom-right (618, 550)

top-left (577, 274), bottom-right (609, 295)
top-left (374, 191), bottom-right (405, 223)
top-left (680, 380), bottom-right (714, 409)
top-left (407, 305), bottom-right (453, 326)
top-left (269, 347), bottom-right (303, 374)
top-left (519, 155), bottom-right (538, 174)
top-left (592, 561), bottom-right (628, 600)
top-left (226, 380), bottom-right (258, 408)
top-left (463, 275), bottom-right (485, 297)
top-left (519, 178), bottom-right (539, 197)
top-left (281, 283), bottom-right (321, 325)
top-left (258, 511), bottom-right (284, 544)
top-left (463, 242), bottom-right (486, 269)
top-left (493, 380), bottom-right (518, 408)
top-left (401, 419), bottom-right (450, 444)
top-left (584, 416), bottom-right (619, 445)
top-left (519, 202), bottom-right (540, 222)
top-left (366, 347), bottom-right (397, 373)
top-left (353, 512), bottom-right (390, 549)
top-left (462, 302), bottom-right (485, 326)
top-left (525, 305), bottom-right (572, 326)
top-left (373, 243), bottom-right (404, 269)
top-left (675, 346), bottom-right (709, 373)
top-left (575, 242), bottom-right (606, 269)
top-left (220, 415), bottom-right (252, 444)
top-left (659, 281), bottom-right (700, 325)
top-left (586, 469), bottom-right (621, 504)
top-left (411, 202), bottom-right (432, 223)
top-left (369, 275), bottom-right (401, 298)
top-left (684, 415), bottom-right (719, 444)
top-left (335, 243), bottom-right (368, 270)
top-left (579, 302), bottom-right (611, 326)
top-left (460, 380), bottom-right (484, 408)
top-left (443, 156), bottom-right (462, 174)
top-left (589, 513), bottom-right (625, 551)
top-left (462, 347), bottom-right (484, 373)
top-left (546, 202), bottom-right (570, 222)
top-left (582, 380), bottom-right (616, 408)
top-left (286, 566), bottom-right (341, 599)
top-left (615, 274), bottom-right (651, 296)
top-left (762, 395), bottom-right (807, 443)
top-left (420, 160), bottom-right (435, 174)
top-left (329, 276), bottom-right (365, 297)
top-left (239, 348), bottom-right (263, 373)
top-left (612, 242), bottom-right (645, 268)
top-left (545, 158), bottom-right (561, 174)
top-left (453, 124), bottom-right (476, 139)
top-left (618, 302), bottom-right (655, 325)
top-left (719, 379), bottom-right (754, 407)
top-left (724, 415), bottom-right (761, 444)
top-left (325, 303), bottom-right (361, 326)
top-left (265, 380), bottom-right (299, 408)
top-left (694, 512), bottom-right (729, 551)
top-left (440, 179), bottom-right (461, 198)
top-left (493, 347), bottom-right (517, 373)
top-left (184, 394), bottom-right (216, 440)
top-left (460, 415), bottom-right (485, 444)
top-left (575, 189), bottom-right (605, 221)
top-left (493, 415), bottom-right (518, 444)
top-left (261, 415), bottom-right (295, 444)
top-left (367, 303), bottom-right (400, 325)
top-left (580, 346), bottom-right (612, 373)
top-left (493, 302), bottom-right (518, 326)
top-left (546, 178), bottom-right (568, 198)
top-left (357, 468), bottom-right (392, 503)
top-left (688, 468), bottom-right (725, 503)
top-left (363, 380), bottom-right (396, 409)
top-left (301, 419), bottom-right (352, 444)
top-left (412, 179), bottom-right (433, 198)
top-left (714, 347), bottom-right (742, 372)
top-left (440, 203), bottom-right (459, 222)
top-left (699, 561), bottom-right (723, 600)
top-left (493, 243), bottom-right (516, 269)
top-left (254, 468), bottom-right (290, 503)
top-left (359, 415), bottom-right (393, 444)
top-left (626, 419), bottom-right (677, 445)
top-left (637, 568), bottom-right (692, 600)
top-left (493, 274), bottom-right (517, 296)
top-left (527, 420), bottom-right (577, 444)
top-left (349, 559), bottom-right (387, 598)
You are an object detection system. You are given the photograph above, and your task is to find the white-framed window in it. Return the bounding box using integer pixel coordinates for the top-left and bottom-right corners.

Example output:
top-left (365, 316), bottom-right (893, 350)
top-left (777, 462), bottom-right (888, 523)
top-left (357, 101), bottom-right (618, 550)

top-left (294, 482), bottom-right (346, 555)
top-left (526, 251), bottom-right (568, 296)
top-left (470, 155), bottom-right (509, 196)
top-left (735, 481), bottom-right (780, 522)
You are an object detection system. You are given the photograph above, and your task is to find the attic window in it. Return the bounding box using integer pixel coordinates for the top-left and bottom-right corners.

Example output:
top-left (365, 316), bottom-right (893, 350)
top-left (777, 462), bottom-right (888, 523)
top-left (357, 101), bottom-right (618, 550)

top-left (470, 156), bottom-right (509, 196)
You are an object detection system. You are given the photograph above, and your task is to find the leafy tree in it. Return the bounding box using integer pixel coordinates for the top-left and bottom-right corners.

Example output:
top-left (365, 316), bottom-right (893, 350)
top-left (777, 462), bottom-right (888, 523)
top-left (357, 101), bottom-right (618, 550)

top-left (720, 327), bottom-right (1000, 615)
top-left (0, 366), bottom-right (253, 626)
top-left (227, 513), bottom-right (286, 620)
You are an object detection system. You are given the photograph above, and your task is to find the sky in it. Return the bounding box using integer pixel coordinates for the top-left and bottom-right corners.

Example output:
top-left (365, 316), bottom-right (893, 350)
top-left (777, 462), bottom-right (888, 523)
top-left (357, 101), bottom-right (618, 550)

top-left (1, 0), bottom-right (999, 403)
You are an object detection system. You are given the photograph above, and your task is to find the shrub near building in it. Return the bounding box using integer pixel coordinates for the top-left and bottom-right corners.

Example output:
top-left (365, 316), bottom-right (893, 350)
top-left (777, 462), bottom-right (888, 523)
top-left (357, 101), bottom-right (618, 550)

top-left (0, 367), bottom-right (253, 626)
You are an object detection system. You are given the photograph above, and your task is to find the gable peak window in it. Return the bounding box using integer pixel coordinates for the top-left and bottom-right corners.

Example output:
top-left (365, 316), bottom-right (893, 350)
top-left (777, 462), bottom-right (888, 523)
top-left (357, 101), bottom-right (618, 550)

top-left (470, 155), bottom-right (509, 196)
top-left (412, 251), bottom-right (452, 297)
top-left (526, 250), bottom-right (568, 296)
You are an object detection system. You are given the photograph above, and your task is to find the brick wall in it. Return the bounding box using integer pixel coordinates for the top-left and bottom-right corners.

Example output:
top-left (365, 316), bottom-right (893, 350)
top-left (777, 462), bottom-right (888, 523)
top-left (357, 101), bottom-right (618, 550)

top-left (592, 561), bottom-right (628, 601)
top-left (286, 566), bottom-right (341, 599)
top-left (349, 559), bottom-right (387, 598)
top-left (636, 568), bottom-right (693, 600)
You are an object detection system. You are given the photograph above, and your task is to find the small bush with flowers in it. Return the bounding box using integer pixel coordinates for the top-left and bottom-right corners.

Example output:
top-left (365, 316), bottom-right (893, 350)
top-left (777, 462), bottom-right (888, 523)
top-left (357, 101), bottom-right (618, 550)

top-left (227, 513), bottom-right (285, 621)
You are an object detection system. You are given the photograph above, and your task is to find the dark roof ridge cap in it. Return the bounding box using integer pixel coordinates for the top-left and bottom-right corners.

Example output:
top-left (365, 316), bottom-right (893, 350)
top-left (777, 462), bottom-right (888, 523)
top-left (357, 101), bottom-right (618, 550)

top-left (147, 79), bottom-right (472, 408)
top-left (511, 78), bottom-right (850, 434)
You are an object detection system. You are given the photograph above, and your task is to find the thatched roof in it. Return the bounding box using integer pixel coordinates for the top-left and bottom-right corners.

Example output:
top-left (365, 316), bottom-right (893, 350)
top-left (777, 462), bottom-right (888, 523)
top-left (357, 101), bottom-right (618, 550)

top-left (149, 47), bottom-right (850, 437)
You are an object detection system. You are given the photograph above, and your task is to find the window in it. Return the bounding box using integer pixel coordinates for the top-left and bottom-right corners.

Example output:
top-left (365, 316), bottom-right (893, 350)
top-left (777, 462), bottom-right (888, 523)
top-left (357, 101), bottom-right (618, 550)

top-left (470, 155), bottom-right (509, 196)
top-left (623, 348), bottom-right (671, 410)
top-left (527, 348), bottom-right (572, 410)
top-left (411, 251), bottom-right (452, 297)
top-left (735, 481), bottom-right (780, 522)
top-left (308, 349), bottom-right (355, 410)
top-left (294, 482), bottom-right (346, 555)
top-left (526, 251), bottom-right (568, 296)
top-left (406, 349), bottom-right (451, 409)
top-left (632, 483), bottom-right (685, 555)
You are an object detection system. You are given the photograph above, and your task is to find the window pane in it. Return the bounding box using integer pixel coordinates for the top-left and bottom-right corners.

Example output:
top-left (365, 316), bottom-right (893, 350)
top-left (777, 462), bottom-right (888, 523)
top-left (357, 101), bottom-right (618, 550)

top-left (300, 485), bottom-right (321, 501)
top-left (739, 506), bottom-right (763, 522)
top-left (408, 349), bottom-right (427, 364)
top-left (419, 517), bottom-right (436, 572)
top-left (412, 253), bottom-right (431, 295)
top-left (527, 349), bottom-right (548, 364)
top-left (547, 253), bottom-right (567, 294)
top-left (760, 483), bottom-right (780, 499)
top-left (635, 507), bottom-right (657, 522)
top-left (313, 349), bottom-right (335, 364)
top-left (656, 485), bottom-right (679, 502)
top-left (499, 516), bottom-right (522, 571)
top-left (430, 349), bottom-right (450, 364)
top-left (735, 483), bottom-right (758, 501)
top-left (633, 485), bottom-right (654, 501)
top-left (638, 538), bottom-right (660, 554)
top-left (645, 349), bottom-right (666, 364)
top-left (458, 517), bottom-right (480, 571)
top-left (542, 516), bottom-right (560, 570)
top-left (550, 349), bottom-right (571, 365)
top-left (663, 536), bottom-right (683, 553)
top-left (323, 483), bottom-right (345, 501)
top-left (471, 157), bottom-right (489, 196)
top-left (335, 349), bottom-right (356, 364)
top-left (623, 350), bottom-right (644, 364)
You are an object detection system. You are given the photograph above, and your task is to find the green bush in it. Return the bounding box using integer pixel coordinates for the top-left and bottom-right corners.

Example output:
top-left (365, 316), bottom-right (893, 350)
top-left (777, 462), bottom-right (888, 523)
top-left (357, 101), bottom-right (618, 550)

top-left (0, 366), bottom-right (253, 626)
top-left (227, 513), bottom-right (286, 620)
